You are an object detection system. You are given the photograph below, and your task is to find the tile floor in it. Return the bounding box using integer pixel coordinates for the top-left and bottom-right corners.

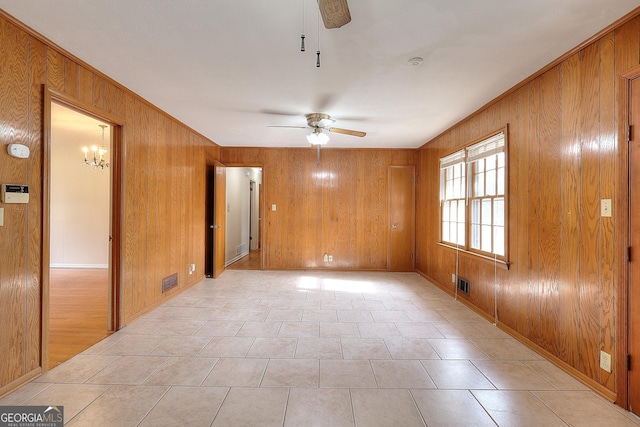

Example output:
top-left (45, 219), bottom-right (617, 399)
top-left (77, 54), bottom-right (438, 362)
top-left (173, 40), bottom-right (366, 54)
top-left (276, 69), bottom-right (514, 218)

top-left (2, 270), bottom-right (640, 426)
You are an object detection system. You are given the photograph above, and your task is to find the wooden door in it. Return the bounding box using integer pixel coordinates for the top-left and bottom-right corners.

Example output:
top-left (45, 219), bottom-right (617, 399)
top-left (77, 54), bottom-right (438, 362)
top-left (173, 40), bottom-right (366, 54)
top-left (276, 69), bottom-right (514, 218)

top-left (258, 183), bottom-right (263, 250)
top-left (388, 166), bottom-right (415, 271)
top-left (250, 180), bottom-right (255, 250)
top-left (205, 165), bottom-right (215, 277)
top-left (213, 161), bottom-right (226, 278)
top-left (629, 77), bottom-right (640, 415)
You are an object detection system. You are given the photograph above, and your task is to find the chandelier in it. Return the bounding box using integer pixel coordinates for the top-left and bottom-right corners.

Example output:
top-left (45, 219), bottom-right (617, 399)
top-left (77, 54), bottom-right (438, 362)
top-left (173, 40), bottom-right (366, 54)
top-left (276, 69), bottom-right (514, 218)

top-left (82, 124), bottom-right (110, 170)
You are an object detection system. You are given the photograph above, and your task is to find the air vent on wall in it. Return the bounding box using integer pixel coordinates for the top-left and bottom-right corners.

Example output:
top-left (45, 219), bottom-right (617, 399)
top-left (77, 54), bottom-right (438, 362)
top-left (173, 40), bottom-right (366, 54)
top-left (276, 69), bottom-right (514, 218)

top-left (162, 273), bottom-right (178, 293)
top-left (457, 277), bottom-right (470, 294)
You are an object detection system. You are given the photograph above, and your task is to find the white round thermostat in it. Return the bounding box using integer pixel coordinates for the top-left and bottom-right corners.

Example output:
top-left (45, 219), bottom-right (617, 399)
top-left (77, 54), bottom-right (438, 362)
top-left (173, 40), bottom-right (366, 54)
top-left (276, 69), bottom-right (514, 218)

top-left (8, 144), bottom-right (30, 159)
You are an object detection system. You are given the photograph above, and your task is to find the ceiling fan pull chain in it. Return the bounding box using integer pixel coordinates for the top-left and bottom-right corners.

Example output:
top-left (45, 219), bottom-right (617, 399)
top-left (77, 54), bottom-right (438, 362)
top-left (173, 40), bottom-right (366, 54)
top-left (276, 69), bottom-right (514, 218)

top-left (316, 3), bottom-right (321, 67)
top-left (300, 0), bottom-right (305, 51)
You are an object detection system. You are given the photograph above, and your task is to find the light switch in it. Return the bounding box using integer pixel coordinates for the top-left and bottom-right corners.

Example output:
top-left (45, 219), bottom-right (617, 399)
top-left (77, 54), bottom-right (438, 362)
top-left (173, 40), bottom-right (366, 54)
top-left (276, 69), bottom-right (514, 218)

top-left (601, 199), bottom-right (612, 217)
top-left (271, 204), bottom-right (277, 211)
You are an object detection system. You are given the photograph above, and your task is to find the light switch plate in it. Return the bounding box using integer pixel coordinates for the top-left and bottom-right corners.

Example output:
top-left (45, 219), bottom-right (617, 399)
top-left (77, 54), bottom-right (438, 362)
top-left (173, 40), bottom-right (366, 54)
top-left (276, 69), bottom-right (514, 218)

top-left (601, 199), bottom-right (612, 217)
top-left (271, 204), bottom-right (277, 211)
top-left (600, 350), bottom-right (612, 373)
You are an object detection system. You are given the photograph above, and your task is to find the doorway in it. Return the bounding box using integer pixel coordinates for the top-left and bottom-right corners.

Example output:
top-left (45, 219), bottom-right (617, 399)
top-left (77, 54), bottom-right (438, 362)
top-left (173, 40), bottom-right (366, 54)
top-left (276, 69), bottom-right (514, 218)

top-left (47, 101), bottom-right (118, 367)
top-left (224, 167), bottom-right (262, 270)
top-left (388, 166), bottom-right (415, 272)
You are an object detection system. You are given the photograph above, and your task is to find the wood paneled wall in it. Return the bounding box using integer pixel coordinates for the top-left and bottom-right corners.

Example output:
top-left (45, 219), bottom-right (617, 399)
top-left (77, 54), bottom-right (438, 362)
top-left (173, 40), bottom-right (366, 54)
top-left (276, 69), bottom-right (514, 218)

top-left (416, 17), bottom-right (640, 397)
top-left (222, 148), bottom-right (416, 270)
top-left (0, 12), bottom-right (220, 393)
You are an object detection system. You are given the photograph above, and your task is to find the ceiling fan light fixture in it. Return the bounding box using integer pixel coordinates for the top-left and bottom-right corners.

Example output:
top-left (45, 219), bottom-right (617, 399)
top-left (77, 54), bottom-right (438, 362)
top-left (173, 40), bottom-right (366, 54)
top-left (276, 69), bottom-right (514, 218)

top-left (307, 130), bottom-right (329, 145)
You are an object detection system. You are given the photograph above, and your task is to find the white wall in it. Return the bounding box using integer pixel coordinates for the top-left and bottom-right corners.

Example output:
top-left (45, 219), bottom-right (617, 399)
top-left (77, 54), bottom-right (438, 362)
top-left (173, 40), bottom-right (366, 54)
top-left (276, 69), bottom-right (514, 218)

top-left (225, 167), bottom-right (261, 265)
top-left (50, 104), bottom-right (110, 268)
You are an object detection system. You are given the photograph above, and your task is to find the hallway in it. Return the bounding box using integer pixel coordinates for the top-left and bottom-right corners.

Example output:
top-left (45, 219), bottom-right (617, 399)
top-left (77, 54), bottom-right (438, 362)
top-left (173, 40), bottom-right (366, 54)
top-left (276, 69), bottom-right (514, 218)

top-left (2, 270), bottom-right (638, 426)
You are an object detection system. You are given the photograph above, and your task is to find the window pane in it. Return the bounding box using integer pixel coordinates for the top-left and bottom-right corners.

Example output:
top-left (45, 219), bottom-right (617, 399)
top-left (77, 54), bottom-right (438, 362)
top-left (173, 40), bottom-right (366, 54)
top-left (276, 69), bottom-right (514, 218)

top-left (486, 169), bottom-right (496, 195)
top-left (443, 201), bottom-right (450, 221)
top-left (442, 220), bottom-right (450, 242)
top-left (474, 172), bottom-right (484, 197)
top-left (497, 152), bottom-right (505, 167)
top-left (481, 225), bottom-right (492, 252)
top-left (486, 155), bottom-right (496, 170)
top-left (494, 226), bottom-right (505, 256)
top-left (450, 222), bottom-right (457, 243)
top-left (457, 201), bottom-right (466, 224)
top-left (494, 198), bottom-right (504, 226)
top-left (476, 159), bottom-right (485, 173)
top-left (482, 199), bottom-right (492, 225)
top-left (472, 199), bottom-right (480, 223)
top-left (497, 167), bottom-right (505, 195)
top-left (471, 224), bottom-right (480, 249)
top-left (453, 177), bottom-right (461, 198)
top-left (458, 223), bottom-right (466, 245)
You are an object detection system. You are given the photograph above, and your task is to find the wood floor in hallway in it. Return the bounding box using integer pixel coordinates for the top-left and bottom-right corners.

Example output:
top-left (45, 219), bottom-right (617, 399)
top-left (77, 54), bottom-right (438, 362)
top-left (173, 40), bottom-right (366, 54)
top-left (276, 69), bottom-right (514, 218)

top-left (226, 249), bottom-right (261, 270)
top-left (49, 268), bottom-right (111, 367)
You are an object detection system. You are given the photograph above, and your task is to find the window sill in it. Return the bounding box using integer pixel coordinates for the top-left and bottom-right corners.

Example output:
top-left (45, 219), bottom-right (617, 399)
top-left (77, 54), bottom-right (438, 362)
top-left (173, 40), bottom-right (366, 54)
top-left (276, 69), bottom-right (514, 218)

top-left (436, 242), bottom-right (510, 270)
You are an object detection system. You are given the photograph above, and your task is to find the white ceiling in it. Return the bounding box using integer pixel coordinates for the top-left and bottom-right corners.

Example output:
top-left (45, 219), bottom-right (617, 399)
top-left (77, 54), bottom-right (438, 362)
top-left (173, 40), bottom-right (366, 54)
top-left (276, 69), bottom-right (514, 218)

top-left (2, 0), bottom-right (639, 148)
top-left (51, 103), bottom-right (111, 149)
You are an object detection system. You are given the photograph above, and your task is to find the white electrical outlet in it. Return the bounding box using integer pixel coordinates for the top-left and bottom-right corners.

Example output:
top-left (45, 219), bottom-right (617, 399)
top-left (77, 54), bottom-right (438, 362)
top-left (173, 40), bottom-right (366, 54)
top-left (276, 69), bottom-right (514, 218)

top-left (328, 255), bottom-right (333, 262)
top-left (600, 350), bottom-right (612, 373)
top-left (452, 274), bottom-right (456, 283)
top-left (323, 253), bottom-right (329, 262)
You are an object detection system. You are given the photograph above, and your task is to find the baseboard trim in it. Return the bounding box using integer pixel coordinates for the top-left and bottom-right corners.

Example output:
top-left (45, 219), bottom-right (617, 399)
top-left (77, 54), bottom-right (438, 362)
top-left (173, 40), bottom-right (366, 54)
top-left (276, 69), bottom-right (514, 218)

top-left (225, 251), bottom-right (249, 267)
top-left (0, 368), bottom-right (41, 399)
top-left (50, 264), bottom-right (108, 269)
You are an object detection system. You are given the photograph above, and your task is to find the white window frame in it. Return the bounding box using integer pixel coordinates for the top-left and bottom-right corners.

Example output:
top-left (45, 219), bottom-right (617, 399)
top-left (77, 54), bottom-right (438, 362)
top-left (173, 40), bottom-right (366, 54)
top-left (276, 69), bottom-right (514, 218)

top-left (439, 128), bottom-right (508, 263)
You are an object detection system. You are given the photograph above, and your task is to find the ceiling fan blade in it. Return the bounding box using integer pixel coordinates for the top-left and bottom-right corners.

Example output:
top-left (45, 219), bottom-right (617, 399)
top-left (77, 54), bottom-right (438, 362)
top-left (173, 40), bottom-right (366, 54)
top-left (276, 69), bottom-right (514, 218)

top-left (319, 0), bottom-right (352, 29)
top-left (260, 109), bottom-right (301, 117)
top-left (267, 125), bottom-right (308, 129)
top-left (328, 127), bottom-right (366, 137)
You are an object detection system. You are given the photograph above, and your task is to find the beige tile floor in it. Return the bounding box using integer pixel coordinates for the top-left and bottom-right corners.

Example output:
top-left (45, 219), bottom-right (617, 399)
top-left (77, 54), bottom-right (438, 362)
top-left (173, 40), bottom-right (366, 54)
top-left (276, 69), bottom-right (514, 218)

top-left (2, 270), bottom-right (640, 426)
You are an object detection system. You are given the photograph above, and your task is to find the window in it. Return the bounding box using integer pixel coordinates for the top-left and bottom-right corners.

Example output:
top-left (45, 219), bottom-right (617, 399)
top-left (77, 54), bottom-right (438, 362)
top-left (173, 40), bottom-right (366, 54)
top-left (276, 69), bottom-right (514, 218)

top-left (439, 129), bottom-right (507, 261)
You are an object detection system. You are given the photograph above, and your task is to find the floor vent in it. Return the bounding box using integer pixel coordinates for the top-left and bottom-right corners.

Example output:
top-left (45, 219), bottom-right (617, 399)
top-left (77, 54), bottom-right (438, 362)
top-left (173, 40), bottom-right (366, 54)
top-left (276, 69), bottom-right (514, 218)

top-left (162, 273), bottom-right (178, 293)
top-left (457, 277), bottom-right (470, 294)
top-left (236, 243), bottom-right (246, 255)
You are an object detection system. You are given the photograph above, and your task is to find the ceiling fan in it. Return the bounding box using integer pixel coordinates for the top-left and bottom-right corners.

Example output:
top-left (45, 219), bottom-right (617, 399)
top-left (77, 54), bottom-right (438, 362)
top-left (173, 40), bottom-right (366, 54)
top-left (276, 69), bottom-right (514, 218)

top-left (318, 0), bottom-right (352, 29)
top-left (269, 113), bottom-right (366, 145)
